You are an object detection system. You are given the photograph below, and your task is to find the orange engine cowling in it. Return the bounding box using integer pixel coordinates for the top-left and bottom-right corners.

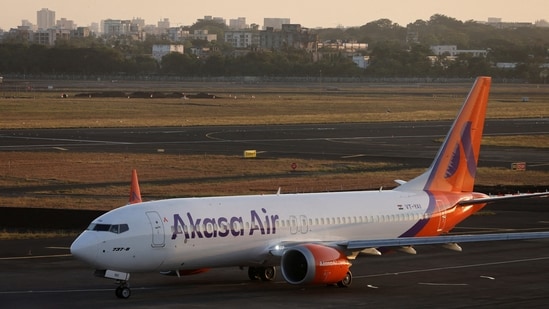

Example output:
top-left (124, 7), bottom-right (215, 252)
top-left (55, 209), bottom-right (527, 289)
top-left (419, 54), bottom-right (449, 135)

top-left (280, 243), bottom-right (351, 285)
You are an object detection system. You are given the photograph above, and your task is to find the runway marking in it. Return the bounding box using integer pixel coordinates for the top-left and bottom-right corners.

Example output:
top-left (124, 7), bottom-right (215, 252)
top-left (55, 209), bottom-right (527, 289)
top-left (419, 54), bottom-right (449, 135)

top-left (0, 254), bottom-right (72, 260)
top-left (419, 282), bottom-right (468, 286)
top-left (46, 246), bottom-right (70, 250)
top-left (0, 135), bottom-right (131, 145)
top-left (0, 288), bottom-right (120, 295)
top-left (356, 256), bottom-right (549, 278)
top-left (0, 284), bottom-right (243, 296)
top-left (341, 154), bottom-right (366, 159)
top-left (0, 135), bottom-right (132, 150)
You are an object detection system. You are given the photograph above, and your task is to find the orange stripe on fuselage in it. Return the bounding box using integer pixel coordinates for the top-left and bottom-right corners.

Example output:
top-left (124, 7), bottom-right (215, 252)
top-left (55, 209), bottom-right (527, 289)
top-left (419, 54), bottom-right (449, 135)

top-left (413, 192), bottom-right (488, 237)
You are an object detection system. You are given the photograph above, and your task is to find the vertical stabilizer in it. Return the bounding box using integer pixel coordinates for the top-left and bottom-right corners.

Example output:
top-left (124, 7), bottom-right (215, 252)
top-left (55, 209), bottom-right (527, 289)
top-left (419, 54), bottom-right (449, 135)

top-left (129, 169), bottom-right (143, 204)
top-left (396, 76), bottom-right (492, 193)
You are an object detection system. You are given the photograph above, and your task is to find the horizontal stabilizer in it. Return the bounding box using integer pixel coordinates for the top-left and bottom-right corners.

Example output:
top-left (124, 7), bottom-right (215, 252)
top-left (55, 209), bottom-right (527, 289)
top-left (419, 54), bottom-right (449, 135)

top-left (457, 191), bottom-right (549, 206)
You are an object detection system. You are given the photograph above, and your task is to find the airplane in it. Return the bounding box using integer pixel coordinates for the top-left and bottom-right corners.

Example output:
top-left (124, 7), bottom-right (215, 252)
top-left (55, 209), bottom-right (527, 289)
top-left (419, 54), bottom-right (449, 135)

top-left (70, 76), bottom-right (549, 299)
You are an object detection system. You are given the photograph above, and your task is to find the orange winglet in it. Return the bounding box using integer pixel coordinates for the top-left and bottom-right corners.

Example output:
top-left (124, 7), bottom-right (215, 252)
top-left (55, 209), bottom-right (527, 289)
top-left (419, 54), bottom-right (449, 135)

top-left (129, 169), bottom-right (142, 204)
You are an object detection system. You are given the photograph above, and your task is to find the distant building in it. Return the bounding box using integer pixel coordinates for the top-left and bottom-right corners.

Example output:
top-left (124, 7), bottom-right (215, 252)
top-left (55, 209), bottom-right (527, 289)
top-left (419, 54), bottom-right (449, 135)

top-left (259, 24), bottom-right (316, 50)
top-left (317, 41), bottom-right (368, 52)
top-left (352, 55), bottom-right (370, 69)
top-left (37, 8), bottom-right (55, 30)
top-left (6, 26), bottom-right (33, 43)
top-left (191, 29), bottom-right (217, 42)
top-left (535, 19), bottom-right (549, 27)
top-left (152, 44), bottom-right (184, 62)
top-left (56, 18), bottom-right (75, 30)
top-left (229, 17), bottom-right (248, 30)
top-left (485, 17), bottom-right (533, 29)
top-left (167, 27), bottom-right (190, 42)
top-left (225, 30), bottom-right (259, 48)
top-left (132, 18), bottom-right (146, 30)
top-left (72, 27), bottom-right (91, 38)
top-left (495, 62), bottom-right (517, 69)
top-left (21, 20), bottom-right (35, 30)
top-left (263, 18), bottom-right (290, 30)
top-left (34, 28), bottom-right (71, 45)
top-left (157, 18), bottom-right (170, 30)
top-left (201, 16), bottom-right (226, 24)
top-left (430, 45), bottom-right (488, 58)
top-left (89, 22), bottom-right (99, 34)
top-left (102, 19), bottom-right (145, 40)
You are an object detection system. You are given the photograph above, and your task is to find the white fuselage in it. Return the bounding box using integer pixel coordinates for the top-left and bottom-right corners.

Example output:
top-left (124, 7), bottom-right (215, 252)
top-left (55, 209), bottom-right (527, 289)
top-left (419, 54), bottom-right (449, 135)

top-left (71, 189), bottom-right (456, 273)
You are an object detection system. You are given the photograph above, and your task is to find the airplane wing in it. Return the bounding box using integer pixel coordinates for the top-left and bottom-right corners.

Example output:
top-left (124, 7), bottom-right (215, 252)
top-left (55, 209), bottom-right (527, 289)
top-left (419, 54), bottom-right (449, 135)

top-left (268, 231), bottom-right (549, 257)
top-left (342, 231), bottom-right (549, 251)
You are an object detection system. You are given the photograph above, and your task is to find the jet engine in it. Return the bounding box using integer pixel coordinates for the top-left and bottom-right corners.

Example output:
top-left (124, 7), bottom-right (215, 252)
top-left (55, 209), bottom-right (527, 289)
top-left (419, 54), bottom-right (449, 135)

top-left (280, 243), bottom-right (352, 286)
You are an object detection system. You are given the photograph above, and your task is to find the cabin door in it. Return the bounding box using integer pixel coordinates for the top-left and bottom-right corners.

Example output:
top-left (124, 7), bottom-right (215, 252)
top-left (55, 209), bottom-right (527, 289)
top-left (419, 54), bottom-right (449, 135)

top-left (146, 211), bottom-right (166, 247)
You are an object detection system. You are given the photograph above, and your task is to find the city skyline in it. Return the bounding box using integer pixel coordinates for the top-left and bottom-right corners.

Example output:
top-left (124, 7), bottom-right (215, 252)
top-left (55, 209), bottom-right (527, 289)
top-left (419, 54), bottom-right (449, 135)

top-left (2, 0), bottom-right (548, 31)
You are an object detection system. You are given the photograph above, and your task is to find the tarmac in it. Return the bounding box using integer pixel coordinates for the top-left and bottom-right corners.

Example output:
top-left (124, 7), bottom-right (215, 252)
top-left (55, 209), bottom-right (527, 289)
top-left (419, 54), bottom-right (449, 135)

top-left (1, 200), bottom-right (549, 308)
top-left (1, 120), bottom-right (548, 308)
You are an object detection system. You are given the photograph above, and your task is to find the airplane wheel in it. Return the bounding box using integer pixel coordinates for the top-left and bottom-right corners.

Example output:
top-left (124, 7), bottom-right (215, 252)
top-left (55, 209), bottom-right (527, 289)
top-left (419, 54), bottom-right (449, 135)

top-left (115, 286), bottom-right (131, 299)
top-left (248, 267), bottom-right (260, 280)
top-left (336, 271), bottom-right (352, 288)
top-left (259, 266), bottom-right (276, 281)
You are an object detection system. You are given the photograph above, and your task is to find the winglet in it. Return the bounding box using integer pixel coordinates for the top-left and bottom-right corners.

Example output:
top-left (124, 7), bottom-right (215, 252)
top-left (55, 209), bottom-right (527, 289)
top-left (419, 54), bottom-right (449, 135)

top-left (129, 169), bottom-right (142, 204)
top-left (397, 76), bottom-right (492, 193)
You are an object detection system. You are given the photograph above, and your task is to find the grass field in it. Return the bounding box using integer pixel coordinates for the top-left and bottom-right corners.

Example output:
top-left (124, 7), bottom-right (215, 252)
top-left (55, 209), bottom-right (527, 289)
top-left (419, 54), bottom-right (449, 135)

top-left (1, 80), bottom-right (548, 211)
top-left (2, 81), bottom-right (549, 128)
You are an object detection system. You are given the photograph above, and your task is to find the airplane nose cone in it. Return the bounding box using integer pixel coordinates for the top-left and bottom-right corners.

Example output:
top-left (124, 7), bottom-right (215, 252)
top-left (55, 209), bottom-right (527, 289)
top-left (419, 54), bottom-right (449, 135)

top-left (70, 232), bottom-right (99, 265)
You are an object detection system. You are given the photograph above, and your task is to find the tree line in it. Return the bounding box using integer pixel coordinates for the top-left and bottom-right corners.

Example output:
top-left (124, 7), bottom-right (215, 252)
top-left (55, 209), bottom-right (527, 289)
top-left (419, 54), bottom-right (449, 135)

top-left (1, 15), bottom-right (548, 82)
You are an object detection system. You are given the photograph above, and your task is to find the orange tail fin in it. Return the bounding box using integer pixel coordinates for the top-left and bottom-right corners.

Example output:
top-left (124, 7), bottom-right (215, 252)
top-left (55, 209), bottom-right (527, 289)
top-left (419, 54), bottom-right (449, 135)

top-left (129, 169), bottom-right (142, 204)
top-left (397, 76), bottom-right (492, 193)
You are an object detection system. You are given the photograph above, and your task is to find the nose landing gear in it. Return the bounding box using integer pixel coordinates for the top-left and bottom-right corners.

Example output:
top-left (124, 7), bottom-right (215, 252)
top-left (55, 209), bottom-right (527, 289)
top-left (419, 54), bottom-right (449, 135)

top-left (95, 269), bottom-right (132, 299)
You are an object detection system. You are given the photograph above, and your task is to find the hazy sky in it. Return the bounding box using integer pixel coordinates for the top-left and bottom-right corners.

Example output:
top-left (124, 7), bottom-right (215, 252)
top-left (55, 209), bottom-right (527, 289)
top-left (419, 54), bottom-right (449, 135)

top-left (2, 0), bottom-right (548, 30)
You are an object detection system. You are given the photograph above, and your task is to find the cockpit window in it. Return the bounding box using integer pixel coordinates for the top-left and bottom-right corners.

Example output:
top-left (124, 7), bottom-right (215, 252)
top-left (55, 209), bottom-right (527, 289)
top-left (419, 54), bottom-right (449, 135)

top-left (87, 223), bottom-right (129, 234)
top-left (119, 224), bottom-right (129, 233)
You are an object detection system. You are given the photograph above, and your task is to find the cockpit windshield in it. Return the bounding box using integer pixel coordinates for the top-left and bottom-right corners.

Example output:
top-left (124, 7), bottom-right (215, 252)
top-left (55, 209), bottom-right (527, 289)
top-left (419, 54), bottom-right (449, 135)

top-left (87, 223), bottom-right (129, 234)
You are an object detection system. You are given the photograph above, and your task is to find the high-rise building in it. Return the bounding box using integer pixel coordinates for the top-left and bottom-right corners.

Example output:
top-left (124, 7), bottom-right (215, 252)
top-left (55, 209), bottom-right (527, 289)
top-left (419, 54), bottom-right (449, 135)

top-left (263, 18), bottom-right (290, 30)
top-left (229, 17), bottom-right (248, 30)
top-left (37, 8), bottom-right (55, 30)
top-left (158, 18), bottom-right (170, 30)
top-left (56, 18), bottom-right (75, 30)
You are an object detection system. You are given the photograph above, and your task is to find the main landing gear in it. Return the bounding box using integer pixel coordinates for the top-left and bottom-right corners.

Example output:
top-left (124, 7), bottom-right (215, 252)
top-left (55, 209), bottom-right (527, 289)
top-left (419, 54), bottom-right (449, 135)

top-left (248, 266), bottom-right (277, 281)
top-left (115, 281), bottom-right (131, 299)
top-left (336, 271), bottom-right (352, 288)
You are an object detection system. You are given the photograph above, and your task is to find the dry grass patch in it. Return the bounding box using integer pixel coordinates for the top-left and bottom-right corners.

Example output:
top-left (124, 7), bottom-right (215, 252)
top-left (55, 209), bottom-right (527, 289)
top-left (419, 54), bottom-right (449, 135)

top-left (2, 83), bottom-right (549, 129)
top-left (1, 151), bottom-right (547, 211)
top-left (0, 151), bottom-right (406, 210)
top-left (0, 229), bottom-right (78, 240)
top-left (482, 135), bottom-right (549, 148)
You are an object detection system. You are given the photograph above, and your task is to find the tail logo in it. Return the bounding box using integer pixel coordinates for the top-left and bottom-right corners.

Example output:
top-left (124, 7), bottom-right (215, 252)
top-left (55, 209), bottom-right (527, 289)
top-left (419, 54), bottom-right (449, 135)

top-left (445, 121), bottom-right (477, 180)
